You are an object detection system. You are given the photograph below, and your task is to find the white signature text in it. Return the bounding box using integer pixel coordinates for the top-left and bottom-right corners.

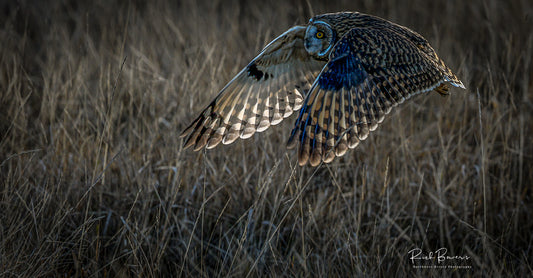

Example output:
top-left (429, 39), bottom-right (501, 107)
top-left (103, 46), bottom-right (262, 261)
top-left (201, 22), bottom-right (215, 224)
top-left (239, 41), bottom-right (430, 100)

top-left (408, 248), bottom-right (470, 264)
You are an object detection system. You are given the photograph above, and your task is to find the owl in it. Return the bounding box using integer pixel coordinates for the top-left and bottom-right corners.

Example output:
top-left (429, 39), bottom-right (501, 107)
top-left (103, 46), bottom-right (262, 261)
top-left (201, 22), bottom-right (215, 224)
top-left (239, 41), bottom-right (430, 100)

top-left (180, 12), bottom-right (465, 167)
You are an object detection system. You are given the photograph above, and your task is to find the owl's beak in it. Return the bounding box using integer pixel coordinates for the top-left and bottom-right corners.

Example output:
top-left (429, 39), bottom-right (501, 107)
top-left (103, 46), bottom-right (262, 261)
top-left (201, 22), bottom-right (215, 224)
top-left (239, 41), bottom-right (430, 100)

top-left (303, 36), bottom-right (316, 54)
top-left (304, 38), bottom-right (311, 50)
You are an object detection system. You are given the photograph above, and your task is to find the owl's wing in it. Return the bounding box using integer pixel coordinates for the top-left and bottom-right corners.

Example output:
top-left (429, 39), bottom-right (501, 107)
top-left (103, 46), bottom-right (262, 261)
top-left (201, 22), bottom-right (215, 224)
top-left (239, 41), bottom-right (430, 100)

top-left (287, 26), bottom-right (465, 166)
top-left (180, 26), bottom-right (326, 151)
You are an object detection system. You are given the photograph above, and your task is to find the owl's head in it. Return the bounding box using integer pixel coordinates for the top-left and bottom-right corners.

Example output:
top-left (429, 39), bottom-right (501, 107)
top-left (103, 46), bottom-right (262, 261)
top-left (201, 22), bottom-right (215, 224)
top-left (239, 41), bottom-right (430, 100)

top-left (304, 19), bottom-right (336, 59)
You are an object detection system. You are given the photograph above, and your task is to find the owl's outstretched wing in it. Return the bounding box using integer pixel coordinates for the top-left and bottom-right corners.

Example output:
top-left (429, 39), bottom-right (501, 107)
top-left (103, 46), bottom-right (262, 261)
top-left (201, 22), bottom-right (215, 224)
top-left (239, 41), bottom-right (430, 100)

top-left (287, 26), bottom-right (465, 166)
top-left (180, 26), bottom-right (326, 151)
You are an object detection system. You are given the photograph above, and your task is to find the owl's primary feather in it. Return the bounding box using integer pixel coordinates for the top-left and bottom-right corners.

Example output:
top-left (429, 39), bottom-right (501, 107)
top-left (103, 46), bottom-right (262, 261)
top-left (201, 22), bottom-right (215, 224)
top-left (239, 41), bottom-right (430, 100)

top-left (181, 11), bottom-right (465, 166)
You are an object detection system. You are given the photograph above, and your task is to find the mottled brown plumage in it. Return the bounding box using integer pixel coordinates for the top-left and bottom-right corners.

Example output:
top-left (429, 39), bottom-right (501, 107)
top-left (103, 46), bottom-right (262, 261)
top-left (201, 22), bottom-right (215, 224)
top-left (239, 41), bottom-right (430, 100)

top-left (180, 12), bottom-right (465, 166)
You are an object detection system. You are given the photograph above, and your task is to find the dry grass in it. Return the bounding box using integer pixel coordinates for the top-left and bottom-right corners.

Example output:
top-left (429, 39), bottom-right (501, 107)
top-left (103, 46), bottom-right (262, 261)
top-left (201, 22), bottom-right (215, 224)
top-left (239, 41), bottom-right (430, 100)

top-left (1, 0), bottom-right (532, 277)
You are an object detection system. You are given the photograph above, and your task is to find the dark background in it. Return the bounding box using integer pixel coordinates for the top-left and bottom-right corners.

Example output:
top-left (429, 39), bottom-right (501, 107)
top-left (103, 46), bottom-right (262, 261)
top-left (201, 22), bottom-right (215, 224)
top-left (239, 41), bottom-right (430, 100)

top-left (1, 0), bottom-right (532, 276)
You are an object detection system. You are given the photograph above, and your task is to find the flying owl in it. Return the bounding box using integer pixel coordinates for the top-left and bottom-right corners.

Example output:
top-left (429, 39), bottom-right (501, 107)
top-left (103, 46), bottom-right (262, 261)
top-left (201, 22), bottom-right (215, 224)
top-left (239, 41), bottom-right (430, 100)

top-left (180, 12), bottom-right (465, 167)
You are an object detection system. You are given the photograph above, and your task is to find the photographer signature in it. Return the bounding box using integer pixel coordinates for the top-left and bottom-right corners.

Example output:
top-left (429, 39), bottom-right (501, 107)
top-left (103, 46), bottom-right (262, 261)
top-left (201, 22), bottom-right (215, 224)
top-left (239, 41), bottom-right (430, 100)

top-left (408, 248), bottom-right (470, 264)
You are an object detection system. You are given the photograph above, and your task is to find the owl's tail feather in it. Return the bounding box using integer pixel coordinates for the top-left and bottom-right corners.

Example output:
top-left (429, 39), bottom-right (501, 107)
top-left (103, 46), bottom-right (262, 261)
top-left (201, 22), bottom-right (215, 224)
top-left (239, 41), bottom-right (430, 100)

top-left (435, 75), bottom-right (465, 96)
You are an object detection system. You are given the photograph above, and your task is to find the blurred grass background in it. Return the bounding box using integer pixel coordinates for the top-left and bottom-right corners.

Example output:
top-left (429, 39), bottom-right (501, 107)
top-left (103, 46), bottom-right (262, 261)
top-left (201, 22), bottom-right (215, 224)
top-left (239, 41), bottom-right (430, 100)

top-left (1, 0), bottom-right (532, 276)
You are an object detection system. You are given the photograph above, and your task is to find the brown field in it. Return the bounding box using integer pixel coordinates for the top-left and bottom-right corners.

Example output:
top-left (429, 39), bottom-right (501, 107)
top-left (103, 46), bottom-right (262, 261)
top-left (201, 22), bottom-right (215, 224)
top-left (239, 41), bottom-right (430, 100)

top-left (1, 0), bottom-right (532, 277)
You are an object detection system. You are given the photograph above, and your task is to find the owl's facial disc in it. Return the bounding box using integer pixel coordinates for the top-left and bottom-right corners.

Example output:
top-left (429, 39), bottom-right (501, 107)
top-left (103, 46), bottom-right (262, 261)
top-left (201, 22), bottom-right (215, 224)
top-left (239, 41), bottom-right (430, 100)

top-left (304, 21), bottom-right (335, 58)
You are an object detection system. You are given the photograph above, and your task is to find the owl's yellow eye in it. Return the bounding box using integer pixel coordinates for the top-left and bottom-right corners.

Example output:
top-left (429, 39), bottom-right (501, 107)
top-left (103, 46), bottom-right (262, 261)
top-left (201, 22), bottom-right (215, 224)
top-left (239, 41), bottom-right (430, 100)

top-left (316, 31), bottom-right (324, 39)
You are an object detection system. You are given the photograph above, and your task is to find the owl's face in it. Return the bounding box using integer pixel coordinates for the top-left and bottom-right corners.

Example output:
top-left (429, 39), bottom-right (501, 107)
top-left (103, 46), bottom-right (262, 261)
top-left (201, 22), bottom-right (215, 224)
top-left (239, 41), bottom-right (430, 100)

top-left (304, 20), bottom-right (336, 58)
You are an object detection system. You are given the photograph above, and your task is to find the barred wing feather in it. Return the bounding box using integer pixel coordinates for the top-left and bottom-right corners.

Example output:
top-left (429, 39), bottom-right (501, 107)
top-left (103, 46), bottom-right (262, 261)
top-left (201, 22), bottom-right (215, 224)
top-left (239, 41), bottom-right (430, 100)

top-left (288, 26), bottom-right (465, 166)
top-left (180, 26), bottom-right (326, 151)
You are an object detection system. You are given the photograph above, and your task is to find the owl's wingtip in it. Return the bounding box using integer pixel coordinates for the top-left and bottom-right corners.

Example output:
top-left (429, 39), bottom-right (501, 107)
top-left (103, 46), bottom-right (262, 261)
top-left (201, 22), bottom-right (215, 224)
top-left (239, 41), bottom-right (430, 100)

top-left (179, 120), bottom-right (201, 150)
top-left (179, 123), bottom-right (192, 138)
top-left (179, 129), bottom-right (190, 139)
top-left (286, 129), bottom-right (300, 150)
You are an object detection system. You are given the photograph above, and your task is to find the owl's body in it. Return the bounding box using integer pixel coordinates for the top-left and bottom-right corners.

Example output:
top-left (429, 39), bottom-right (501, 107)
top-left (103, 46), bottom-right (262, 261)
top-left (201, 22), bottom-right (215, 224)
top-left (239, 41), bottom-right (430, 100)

top-left (181, 12), bottom-right (465, 166)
